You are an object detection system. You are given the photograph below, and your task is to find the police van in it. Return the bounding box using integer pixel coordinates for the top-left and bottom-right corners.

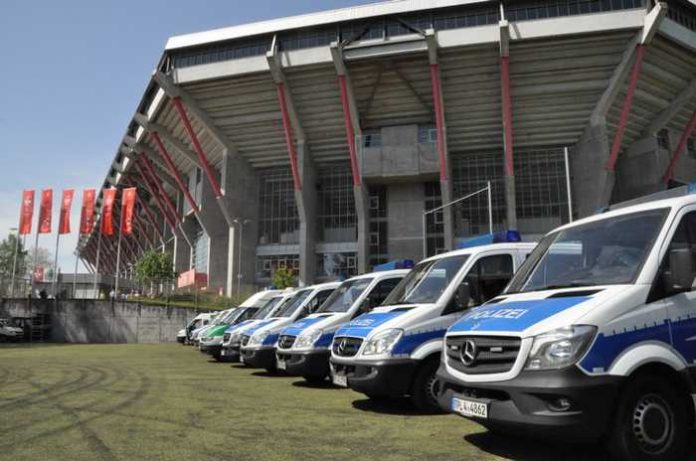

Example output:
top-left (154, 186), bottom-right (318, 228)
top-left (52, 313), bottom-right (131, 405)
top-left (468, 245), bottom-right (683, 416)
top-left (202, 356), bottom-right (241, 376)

top-left (240, 282), bottom-right (339, 373)
top-left (276, 269), bottom-right (408, 383)
top-left (330, 240), bottom-right (535, 412)
top-left (438, 186), bottom-right (696, 461)
top-left (221, 291), bottom-right (294, 362)
top-left (183, 312), bottom-right (218, 345)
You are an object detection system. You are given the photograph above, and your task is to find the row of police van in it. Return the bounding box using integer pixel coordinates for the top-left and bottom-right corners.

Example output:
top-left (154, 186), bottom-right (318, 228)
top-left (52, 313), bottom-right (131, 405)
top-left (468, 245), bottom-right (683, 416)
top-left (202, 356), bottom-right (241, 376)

top-left (177, 187), bottom-right (696, 461)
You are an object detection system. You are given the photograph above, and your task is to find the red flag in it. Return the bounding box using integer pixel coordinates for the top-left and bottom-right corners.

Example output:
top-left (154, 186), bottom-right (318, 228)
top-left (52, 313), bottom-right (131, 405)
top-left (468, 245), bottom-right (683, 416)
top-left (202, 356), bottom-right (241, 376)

top-left (121, 188), bottom-right (137, 236)
top-left (38, 189), bottom-right (53, 234)
top-left (33, 266), bottom-right (44, 283)
top-left (58, 189), bottom-right (75, 235)
top-left (101, 188), bottom-right (117, 236)
top-left (80, 189), bottom-right (96, 234)
top-left (18, 190), bottom-right (35, 235)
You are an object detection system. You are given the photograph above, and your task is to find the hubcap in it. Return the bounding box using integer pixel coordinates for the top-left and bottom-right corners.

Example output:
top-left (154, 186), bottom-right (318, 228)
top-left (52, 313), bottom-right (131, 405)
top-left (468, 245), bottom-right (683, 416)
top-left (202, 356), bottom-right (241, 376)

top-left (632, 394), bottom-right (673, 454)
top-left (425, 373), bottom-right (440, 405)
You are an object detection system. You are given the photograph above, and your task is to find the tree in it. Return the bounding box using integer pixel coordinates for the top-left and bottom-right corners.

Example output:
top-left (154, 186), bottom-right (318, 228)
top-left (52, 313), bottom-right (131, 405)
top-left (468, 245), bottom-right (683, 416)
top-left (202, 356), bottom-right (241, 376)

top-left (272, 266), bottom-right (295, 289)
top-left (135, 251), bottom-right (177, 294)
top-left (26, 247), bottom-right (54, 274)
top-left (0, 234), bottom-right (28, 296)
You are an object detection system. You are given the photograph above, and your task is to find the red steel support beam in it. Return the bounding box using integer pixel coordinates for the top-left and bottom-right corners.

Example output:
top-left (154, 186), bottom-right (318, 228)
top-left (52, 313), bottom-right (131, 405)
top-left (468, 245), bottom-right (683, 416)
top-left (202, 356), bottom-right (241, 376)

top-left (500, 56), bottom-right (515, 178)
top-left (172, 97), bottom-right (223, 198)
top-left (135, 160), bottom-right (178, 232)
top-left (663, 109), bottom-right (696, 184)
top-left (337, 75), bottom-right (362, 187)
top-left (430, 64), bottom-right (448, 181)
top-left (139, 155), bottom-right (181, 224)
top-left (606, 44), bottom-right (647, 172)
top-left (276, 82), bottom-right (302, 191)
top-left (150, 132), bottom-right (201, 213)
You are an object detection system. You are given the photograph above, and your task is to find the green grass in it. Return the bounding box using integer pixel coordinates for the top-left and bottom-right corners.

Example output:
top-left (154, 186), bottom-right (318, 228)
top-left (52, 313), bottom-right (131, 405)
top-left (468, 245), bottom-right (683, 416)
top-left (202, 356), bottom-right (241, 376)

top-left (0, 344), bottom-right (605, 461)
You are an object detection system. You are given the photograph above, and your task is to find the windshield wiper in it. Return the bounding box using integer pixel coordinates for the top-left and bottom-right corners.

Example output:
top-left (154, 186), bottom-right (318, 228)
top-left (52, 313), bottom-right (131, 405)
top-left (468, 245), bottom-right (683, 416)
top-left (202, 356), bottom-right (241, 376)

top-left (540, 282), bottom-right (597, 290)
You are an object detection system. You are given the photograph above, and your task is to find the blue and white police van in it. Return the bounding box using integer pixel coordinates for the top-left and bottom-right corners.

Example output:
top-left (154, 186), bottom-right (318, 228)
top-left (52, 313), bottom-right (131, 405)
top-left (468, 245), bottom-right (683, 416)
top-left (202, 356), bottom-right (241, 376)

top-left (221, 290), bottom-right (294, 362)
top-left (275, 269), bottom-right (408, 383)
top-left (330, 240), bottom-right (535, 412)
top-left (438, 186), bottom-right (696, 461)
top-left (240, 282), bottom-right (339, 373)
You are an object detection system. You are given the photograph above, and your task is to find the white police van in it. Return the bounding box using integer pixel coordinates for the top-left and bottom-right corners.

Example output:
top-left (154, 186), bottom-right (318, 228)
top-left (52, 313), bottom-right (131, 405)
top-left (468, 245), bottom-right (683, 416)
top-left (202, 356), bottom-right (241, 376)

top-left (438, 185), bottom-right (696, 461)
top-left (221, 291), bottom-right (294, 362)
top-left (276, 269), bottom-right (408, 383)
top-left (330, 239), bottom-right (535, 412)
top-left (240, 282), bottom-right (339, 373)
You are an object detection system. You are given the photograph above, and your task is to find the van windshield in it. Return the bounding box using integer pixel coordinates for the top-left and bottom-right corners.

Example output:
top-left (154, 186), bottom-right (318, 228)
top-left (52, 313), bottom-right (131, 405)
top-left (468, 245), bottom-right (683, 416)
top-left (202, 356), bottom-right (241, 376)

top-left (275, 289), bottom-right (312, 317)
top-left (253, 296), bottom-right (283, 319)
top-left (507, 208), bottom-right (668, 293)
top-left (383, 255), bottom-right (469, 305)
top-left (319, 278), bottom-right (374, 313)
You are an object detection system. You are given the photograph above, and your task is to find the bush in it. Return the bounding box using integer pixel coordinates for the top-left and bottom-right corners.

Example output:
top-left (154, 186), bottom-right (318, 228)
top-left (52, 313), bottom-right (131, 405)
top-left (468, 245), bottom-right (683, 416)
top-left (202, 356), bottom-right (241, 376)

top-left (272, 267), bottom-right (295, 289)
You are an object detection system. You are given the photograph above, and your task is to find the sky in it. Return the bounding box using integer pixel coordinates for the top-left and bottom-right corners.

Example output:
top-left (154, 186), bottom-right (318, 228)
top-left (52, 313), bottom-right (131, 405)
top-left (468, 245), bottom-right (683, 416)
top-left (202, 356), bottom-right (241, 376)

top-left (0, 0), bottom-right (377, 274)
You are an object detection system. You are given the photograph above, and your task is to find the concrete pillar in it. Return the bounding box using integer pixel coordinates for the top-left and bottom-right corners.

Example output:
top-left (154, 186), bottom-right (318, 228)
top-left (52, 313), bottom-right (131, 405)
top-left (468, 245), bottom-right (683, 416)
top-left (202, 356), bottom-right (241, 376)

top-left (296, 140), bottom-right (317, 286)
top-left (387, 183), bottom-right (425, 263)
top-left (614, 136), bottom-right (666, 202)
top-left (571, 120), bottom-right (613, 218)
top-left (440, 179), bottom-right (454, 250)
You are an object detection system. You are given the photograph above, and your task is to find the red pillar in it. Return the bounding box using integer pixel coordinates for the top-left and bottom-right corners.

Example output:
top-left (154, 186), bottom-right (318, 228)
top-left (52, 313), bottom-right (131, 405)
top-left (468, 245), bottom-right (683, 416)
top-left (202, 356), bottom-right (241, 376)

top-left (663, 109), bottom-right (696, 184)
top-left (606, 45), bottom-right (647, 172)
top-left (430, 63), bottom-right (448, 181)
top-left (135, 160), bottom-right (178, 232)
top-left (337, 75), bottom-right (362, 187)
top-left (275, 82), bottom-right (302, 191)
top-left (139, 155), bottom-right (181, 224)
top-left (150, 132), bottom-right (201, 213)
top-left (171, 98), bottom-right (223, 198)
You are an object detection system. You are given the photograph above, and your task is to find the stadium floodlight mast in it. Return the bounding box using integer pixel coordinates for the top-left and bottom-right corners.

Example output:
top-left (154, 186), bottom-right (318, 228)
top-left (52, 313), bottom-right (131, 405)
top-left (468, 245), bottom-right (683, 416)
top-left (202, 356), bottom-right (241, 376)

top-left (233, 218), bottom-right (251, 298)
top-left (422, 182), bottom-right (493, 259)
top-left (9, 227), bottom-right (19, 298)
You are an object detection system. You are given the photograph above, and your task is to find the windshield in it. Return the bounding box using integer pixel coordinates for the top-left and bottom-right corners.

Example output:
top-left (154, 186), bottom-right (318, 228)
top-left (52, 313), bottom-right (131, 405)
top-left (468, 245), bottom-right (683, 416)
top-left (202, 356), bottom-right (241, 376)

top-left (383, 255), bottom-right (469, 305)
top-left (507, 208), bottom-right (668, 293)
top-left (253, 296), bottom-right (283, 319)
top-left (319, 278), bottom-right (374, 313)
top-left (275, 289), bottom-right (312, 317)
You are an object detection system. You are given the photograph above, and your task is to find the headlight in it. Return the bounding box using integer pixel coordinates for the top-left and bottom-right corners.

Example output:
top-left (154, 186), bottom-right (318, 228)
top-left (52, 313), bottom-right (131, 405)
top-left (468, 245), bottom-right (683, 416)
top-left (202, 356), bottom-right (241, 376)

top-left (525, 326), bottom-right (596, 371)
top-left (294, 329), bottom-right (323, 349)
top-left (248, 332), bottom-right (269, 347)
top-left (362, 329), bottom-right (403, 356)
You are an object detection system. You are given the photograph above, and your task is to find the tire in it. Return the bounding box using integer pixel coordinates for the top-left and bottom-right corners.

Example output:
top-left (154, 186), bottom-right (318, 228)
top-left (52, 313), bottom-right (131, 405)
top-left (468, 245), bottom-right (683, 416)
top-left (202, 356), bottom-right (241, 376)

top-left (606, 375), bottom-right (688, 461)
top-left (409, 357), bottom-right (445, 414)
top-left (303, 374), bottom-right (327, 384)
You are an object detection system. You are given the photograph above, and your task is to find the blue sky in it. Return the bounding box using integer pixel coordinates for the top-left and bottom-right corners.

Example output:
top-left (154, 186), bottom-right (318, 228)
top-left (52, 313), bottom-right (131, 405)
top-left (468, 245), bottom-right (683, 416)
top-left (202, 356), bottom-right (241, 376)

top-left (0, 0), bottom-right (375, 274)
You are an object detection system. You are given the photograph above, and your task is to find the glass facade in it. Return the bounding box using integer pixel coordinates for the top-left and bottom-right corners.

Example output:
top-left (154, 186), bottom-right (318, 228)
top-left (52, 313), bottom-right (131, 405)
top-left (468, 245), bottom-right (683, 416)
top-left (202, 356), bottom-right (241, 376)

top-left (369, 186), bottom-right (388, 267)
top-left (192, 228), bottom-right (209, 274)
top-left (256, 254), bottom-right (300, 281)
top-left (317, 163), bottom-right (357, 243)
top-left (257, 168), bottom-right (300, 245)
top-left (316, 252), bottom-right (358, 279)
top-left (424, 182), bottom-right (445, 257)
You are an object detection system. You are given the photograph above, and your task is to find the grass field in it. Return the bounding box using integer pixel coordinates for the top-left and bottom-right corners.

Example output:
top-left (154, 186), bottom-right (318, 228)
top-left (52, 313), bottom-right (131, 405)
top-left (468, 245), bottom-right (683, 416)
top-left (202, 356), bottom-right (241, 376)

top-left (0, 344), bottom-right (609, 461)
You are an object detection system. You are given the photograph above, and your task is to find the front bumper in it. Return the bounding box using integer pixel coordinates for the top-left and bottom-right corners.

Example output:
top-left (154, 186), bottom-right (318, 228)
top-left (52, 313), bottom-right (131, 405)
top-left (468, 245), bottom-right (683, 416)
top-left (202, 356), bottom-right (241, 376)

top-left (221, 343), bottom-right (241, 362)
top-left (241, 347), bottom-right (277, 369)
top-left (177, 336), bottom-right (186, 344)
top-left (277, 349), bottom-right (330, 378)
top-left (437, 365), bottom-right (622, 441)
top-left (330, 358), bottom-right (418, 397)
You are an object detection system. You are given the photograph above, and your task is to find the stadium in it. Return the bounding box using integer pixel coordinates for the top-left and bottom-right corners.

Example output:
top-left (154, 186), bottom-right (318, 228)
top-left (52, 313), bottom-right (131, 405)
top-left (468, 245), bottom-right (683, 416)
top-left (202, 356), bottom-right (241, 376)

top-left (76, 0), bottom-right (696, 295)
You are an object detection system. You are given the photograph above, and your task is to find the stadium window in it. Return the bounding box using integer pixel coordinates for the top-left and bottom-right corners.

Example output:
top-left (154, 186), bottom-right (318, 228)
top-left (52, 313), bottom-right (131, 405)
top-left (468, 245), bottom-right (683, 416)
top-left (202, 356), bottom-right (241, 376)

top-left (257, 168), bottom-right (300, 245)
top-left (418, 125), bottom-right (437, 144)
top-left (362, 130), bottom-right (382, 148)
top-left (657, 129), bottom-right (671, 151)
top-left (317, 164), bottom-right (357, 243)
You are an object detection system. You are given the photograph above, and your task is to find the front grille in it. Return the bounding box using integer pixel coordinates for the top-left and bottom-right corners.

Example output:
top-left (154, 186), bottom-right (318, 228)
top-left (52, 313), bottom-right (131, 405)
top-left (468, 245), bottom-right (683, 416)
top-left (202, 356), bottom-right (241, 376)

top-left (223, 333), bottom-right (231, 342)
top-left (446, 336), bottom-right (521, 375)
top-left (278, 335), bottom-right (296, 349)
top-left (332, 337), bottom-right (363, 357)
top-left (241, 335), bottom-right (250, 347)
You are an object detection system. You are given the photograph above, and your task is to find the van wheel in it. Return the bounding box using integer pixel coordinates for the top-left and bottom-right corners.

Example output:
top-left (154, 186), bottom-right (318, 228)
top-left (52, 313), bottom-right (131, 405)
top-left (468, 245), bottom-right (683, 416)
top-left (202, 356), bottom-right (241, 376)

top-left (607, 375), bottom-right (688, 461)
top-left (410, 358), bottom-right (445, 414)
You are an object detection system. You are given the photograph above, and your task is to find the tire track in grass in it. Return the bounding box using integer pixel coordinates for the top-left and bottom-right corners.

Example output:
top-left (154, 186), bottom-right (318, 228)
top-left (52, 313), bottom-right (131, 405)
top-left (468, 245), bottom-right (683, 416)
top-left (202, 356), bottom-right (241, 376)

top-left (0, 366), bottom-right (93, 410)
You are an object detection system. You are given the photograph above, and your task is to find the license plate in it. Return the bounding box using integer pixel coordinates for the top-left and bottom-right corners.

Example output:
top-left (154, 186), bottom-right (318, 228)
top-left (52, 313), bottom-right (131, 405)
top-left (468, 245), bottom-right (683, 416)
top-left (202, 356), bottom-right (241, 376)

top-left (451, 397), bottom-right (488, 419)
top-left (277, 359), bottom-right (286, 371)
top-left (221, 349), bottom-right (227, 356)
top-left (332, 372), bottom-right (347, 388)
top-left (240, 354), bottom-right (245, 364)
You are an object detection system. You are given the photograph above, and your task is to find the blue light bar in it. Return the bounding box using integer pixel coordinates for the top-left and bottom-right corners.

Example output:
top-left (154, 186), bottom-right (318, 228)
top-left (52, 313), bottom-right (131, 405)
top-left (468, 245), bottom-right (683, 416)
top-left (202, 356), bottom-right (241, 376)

top-left (689, 183), bottom-right (696, 194)
top-left (456, 230), bottom-right (521, 249)
top-left (373, 259), bottom-right (415, 272)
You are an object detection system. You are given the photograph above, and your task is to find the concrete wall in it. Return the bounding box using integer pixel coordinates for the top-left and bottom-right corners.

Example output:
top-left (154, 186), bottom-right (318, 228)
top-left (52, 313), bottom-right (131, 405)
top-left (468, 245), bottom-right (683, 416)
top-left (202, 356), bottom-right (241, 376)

top-left (0, 299), bottom-right (202, 344)
top-left (387, 183), bottom-right (425, 262)
top-left (362, 125), bottom-right (439, 181)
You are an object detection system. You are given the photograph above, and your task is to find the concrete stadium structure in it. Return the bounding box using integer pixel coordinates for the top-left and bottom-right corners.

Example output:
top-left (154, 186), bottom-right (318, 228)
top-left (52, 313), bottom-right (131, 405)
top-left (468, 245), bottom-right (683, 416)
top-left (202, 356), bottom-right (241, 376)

top-left (76, 0), bottom-right (696, 295)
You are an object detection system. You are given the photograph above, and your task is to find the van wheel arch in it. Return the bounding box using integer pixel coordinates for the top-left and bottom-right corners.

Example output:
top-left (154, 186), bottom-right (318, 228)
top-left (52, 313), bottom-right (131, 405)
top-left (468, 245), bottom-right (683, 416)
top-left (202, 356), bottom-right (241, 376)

top-left (409, 353), bottom-right (445, 413)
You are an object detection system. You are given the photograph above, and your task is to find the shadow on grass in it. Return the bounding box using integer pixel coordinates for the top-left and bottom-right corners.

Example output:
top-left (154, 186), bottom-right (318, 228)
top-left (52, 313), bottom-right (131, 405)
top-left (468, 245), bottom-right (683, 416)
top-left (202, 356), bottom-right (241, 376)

top-left (291, 379), bottom-right (336, 390)
top-left (250, 370), bottom-right (286, 378)
top-left (464, 431), bottom-right (607, 461)
top-left (351, 397), bottom-right (437, 416)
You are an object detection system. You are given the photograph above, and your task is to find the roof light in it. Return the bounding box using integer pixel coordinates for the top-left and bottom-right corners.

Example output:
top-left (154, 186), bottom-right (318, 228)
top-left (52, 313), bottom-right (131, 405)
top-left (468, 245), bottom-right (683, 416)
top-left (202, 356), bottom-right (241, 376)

top-left (373, 259), bottom-right (415, 272)
top-left (456, 230), bottom-right (521, 249)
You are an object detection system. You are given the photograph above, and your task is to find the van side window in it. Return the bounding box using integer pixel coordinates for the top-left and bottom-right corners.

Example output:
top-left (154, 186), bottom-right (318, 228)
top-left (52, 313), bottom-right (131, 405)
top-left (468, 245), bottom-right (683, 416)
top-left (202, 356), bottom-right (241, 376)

top-left (444, 254), bottom-right (514, 315)
top-left (308, 289), bottom-right (334, 313)
top-left (649, 211), bottom-right (696, 302)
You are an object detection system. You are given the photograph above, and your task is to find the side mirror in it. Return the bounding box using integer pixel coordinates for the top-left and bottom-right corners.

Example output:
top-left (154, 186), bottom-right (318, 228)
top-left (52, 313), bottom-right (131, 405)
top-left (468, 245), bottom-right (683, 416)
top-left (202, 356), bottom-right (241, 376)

top-left (665, 248), bottom-right (694, 294)
top-left (457, 282), bottom-right (471, 309)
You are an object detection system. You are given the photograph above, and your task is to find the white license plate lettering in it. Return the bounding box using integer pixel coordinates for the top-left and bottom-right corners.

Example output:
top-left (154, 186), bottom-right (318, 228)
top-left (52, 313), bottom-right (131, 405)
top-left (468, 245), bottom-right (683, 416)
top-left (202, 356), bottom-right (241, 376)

top-left (452, 397), bottom-right (488, 419)
top-left (332, 373), bottom-right (347, 387)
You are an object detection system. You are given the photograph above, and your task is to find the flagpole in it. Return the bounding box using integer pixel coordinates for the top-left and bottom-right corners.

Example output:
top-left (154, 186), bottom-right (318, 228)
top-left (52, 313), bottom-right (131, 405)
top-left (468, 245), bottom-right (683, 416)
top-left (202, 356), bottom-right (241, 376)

top-left (52, 231), bottom-right (61, 297)
top-left (73, 251), bottom-right (79, 298)
top-left (31, 231), bottom-right (40, 297)
top-left (93, 230), bottom-right (102, 299)
top-left (114, 209), bottom-right (124, 297)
